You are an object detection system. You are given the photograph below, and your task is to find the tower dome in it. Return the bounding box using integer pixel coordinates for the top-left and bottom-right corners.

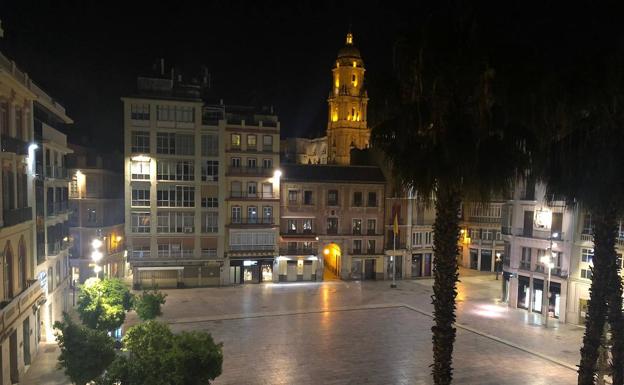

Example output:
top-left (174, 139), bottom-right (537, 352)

top-left (337, 32), bottom-right (361, 59)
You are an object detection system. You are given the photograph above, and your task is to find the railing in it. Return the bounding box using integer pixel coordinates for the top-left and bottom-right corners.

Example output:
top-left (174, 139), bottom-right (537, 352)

top-left (579, 233), bottom-right (624, 247)
top-left (47, 240), bottom-right (70, 256)
top-left (46, 201), bottom-right (69, 217)
top-left (512, 228), bottom-right (565, 241)
top-left (45, 166), bottom-right (69, 179)
top-left (0, 135), bottom-right (28, 155)
top-left (326, 229), bottom-right (338, 235)
top-left (262, 145), bottom-right (274, 152)
top-left (0, 280), bottom-right (43, 332)
top-left (519, 262), bottom-right (531, 271)
top-left (227, 166), bottom-right (272, 176)
top-left (279, 247), bottom-right (316, 256)
top-left (228, 244), bottom-right (275, 251)
top-left (229, 191), bottom-right (278, 199)
top-left (130, 250), bottom-right (151, 260)
top-left (466, 216), bottom-right (502, 224)
top-left (229, 217), bottom-right (274, 225)
top-left (501, 226), bottom-right (512, 235)
top-left (157, 250), bottom-right (195, 258)
top-left (201, 249), bottom-right (218, 258)
top-left (1, 207), bottom-right (32, 227)
top-left (352, 230), bottom-right (362, 235)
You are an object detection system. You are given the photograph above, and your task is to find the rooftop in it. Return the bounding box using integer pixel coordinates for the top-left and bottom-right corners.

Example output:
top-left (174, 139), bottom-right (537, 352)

top-left (281, 164), bottom-right (385, 184)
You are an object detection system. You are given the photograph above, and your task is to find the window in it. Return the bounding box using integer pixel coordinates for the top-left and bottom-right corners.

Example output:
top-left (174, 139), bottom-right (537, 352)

top-left (156, 132), bottom-right (175, 154)
top-left (352, 219), bottom-right (362, 235)
top-left (367, 219), bottom-right (376, 235)
top-left (425, 232), bottom-right (433, 245)
top-left (304, 191), bottom-right (313, 205)
top-left (413, 232), bottom-right (423, 246)
top-left (157, 211), bottom-right (194, 233)
top-left (582, 214), bottom-right (593, 235)
top-left (247, 158), bottom-right (257, 168)
top-left (131, 187), bottom-right (150, 207)
top-left (247, 182), bottom-right (257, 197)
top-left (263, 206), bottom-right (273, 222)
top-left (231, 158), bottom-right (241, 168)
top-left (15, 106), bottom-right (23, 140)
top-left (175, 106), bottom-right (194, 122)
top-left (367, 192), bottom-right (377, 207)
top-left (262, 159), bottom-right (273, 169)
top-left (175, 134), bottom-right (195, 155)
top-left (201, 160), bottom-right (219, 181)
top-left (157, 185), bottom-right (195, 207)
top-left (156, 105), bottom-right (194, 122)
top-left (367, 240), bottom-right (376, 254)
top-left (581, 248), bottom-right (594, 263)
top-left (248, 206), bottom-right (258, 223)
top-left (288, 190), bottom-right (298, 203)
top-left (48, 267), bottom-right (53, 293)
top-left (581, 269), bottom-right (593, 279)
top-left (131, 212), bottom-right (151, 233)
top-left (288, 219), bottom-right (297, 233)
top-left (520, 247), bottom-right (532, 269)
top-left (247, 135), bottom-right (257, 149)
top-left (156, 160), bottom-right (194, 181)
top-left (353, 240), bottom-right (362, 253)
top-left (156, 133), bottom-right (194, 155)
top-left (131, 160), bottom-right (150, 180)
top-left (231, 207), bottom-right (242, 223)
top-left (201, 212), bottom-right (218, 233)
top-left (353, 192), bottom-right (363, 207)
top-left (327, 218), bottom-right (338, 234)
top-left (230, 181), bottom-right (242, 198)
top-left (0, 101), bottom-right (8, 136)
top-left (231, 134), bottom-right (241, 148)
top-left (303, 219), bottom-right (312, 233)
top-left (619, 221), bottom-right (624, 239)
top-left (229, 231), bottom-right (275, 249)
top-left (87, 208), bottom-right (96, 223)
top-left (482, 229), bottom-right (493, 241)
top-left (328, 190), bottom-right (338, 206)
top-left (201, 197), bottom-right (218, 208)
top-left (263, 135), bottom-right (273, 151)
top-left (201, 134), bottom-right (219, 156)
top-left (131, 131), bottom-right (150, 153)
top-left (131, 104), bottom-right (150, 120)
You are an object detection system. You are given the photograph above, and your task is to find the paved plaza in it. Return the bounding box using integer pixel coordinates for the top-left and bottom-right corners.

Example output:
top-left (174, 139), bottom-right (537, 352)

top-left (23, 269), bottom-right (583, 384)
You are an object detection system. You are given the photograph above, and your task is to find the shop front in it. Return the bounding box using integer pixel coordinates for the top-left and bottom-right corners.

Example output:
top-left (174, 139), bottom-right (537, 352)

top-left (275, 256), bottom-right (320, 282)
top-left (229, 258), bottom-right (274, 284)
top-left (411, 253), bottom-right (432, 278)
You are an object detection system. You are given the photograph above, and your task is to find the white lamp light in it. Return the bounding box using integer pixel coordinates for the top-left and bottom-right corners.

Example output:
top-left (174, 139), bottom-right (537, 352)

top-left (273, 169), bottom-right (282, 178)
top-left (92, 238), bottom-right (103, 249)
top-left (91, 250), bottom-right (103, 263)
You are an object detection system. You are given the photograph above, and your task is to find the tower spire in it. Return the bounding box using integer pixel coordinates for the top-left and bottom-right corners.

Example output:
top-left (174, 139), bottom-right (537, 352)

top-left (346, 25), bottom-right (353, 46)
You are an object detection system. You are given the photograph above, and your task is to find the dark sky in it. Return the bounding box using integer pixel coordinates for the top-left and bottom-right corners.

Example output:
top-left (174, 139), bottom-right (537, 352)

top-left (0, 1), bottom-right (414, 151)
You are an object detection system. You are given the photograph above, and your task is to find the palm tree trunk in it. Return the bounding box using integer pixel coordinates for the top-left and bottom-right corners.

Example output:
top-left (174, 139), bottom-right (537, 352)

top-left (578, 207), bottom-right (613, 385)
top-left (431, 183), bottom-right (461, 385)
top-left (601, 208), bottom-right (624, 385)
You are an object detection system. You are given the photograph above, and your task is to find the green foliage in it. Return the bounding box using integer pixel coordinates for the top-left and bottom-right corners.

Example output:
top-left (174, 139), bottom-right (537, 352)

top-left (100, 321), bottom-right (223, 385)
top-left (133, 289), bottom-right (167, 321)
top-left (54, 313), bottom-right (116, 385)
top-left (77, 278), bottom-right (134, 332)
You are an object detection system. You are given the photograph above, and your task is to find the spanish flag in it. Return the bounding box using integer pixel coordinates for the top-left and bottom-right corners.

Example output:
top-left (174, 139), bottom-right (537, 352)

top-left (393, 213), bottom-right (399, 236)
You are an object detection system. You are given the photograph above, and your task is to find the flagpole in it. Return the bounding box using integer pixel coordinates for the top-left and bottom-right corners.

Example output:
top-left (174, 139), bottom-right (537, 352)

top-left (391, 213), bottom-right (397, 288)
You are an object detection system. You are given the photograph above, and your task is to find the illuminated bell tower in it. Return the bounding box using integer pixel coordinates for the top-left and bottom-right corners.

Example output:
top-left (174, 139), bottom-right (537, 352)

top-left (327, 31), bottom-right (370, 165)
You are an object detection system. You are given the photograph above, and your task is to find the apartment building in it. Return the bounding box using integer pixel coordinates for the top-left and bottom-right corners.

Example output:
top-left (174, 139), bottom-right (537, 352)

top-left (0, 50), bottom-right (48, 385)
top-left (459, 201), bottom-right (505, 273)
top-left (123, 65), bottom-right (226, 288)
top-left (32, 113), bottom-right (73, 343)
top-left (279, 164), bottom-right (385, 280)
top-left (501, 180), bottom-right (572, 322)
top-left (68, 145), bottom-right (125, 284)
top-left (224, 106), bottom-right (280, 284)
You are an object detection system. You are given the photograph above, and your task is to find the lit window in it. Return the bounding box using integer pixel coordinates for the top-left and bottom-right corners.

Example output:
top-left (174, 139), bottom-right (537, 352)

top-left (247, 135), bottom-right (257, 149)
top-left (231, 134), bottom-right (241, 148)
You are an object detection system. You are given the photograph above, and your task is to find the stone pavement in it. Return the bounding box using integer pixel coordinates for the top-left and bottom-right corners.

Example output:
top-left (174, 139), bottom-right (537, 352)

top-left (21, 268), bottom-right (584, 384)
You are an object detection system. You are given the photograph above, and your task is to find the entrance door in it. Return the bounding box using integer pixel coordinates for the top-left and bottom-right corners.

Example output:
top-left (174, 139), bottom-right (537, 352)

top-left (395, 256), bottom-right (403, 279)
top-left (23, 317), bottom-right (31, 366)
top-left (364, 259), bottom-right (375, 280)
top-left (10, 330), bottom-right (18, 383)
top-left (412, 254), bottom-right (422, 277)
top-left (470, 249), bottom-right (478, 270)
top-left (303, 261), bottom-right (313, 280)
top-left (480, 250), bottom-right (492, 271)
top-left (287, 261), bottom-right (297, 281)
top-left (424, 254), bottom-right (432, 276)
top-left (229, 266), bottom-right (241, 284)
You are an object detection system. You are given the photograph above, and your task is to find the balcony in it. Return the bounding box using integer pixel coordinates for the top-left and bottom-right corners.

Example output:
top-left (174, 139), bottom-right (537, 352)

top-left (226, 166), bottom-right (272, 177)
top-left (511, 227), bottom-right (564, 241)
top-left (579, 233), bottom-right (624, 247)
top-left (46, 201), bottom-right (70, 217)
top-left (0, 135), bottom-right (28, 155)
top-left (228, 244), bottom-right (275, 251)
top-left (0, 280), bottom-right (43, 331)
top-left (201, 249), bottom-right (218, 258)
top-left (47, 239), bottom-right (71, 256)
top-left (519, 262), bottom-right (531, 271)
top-left (282, 230), bottom-right (316, 238)
top-left (1, 207), bottom-right (32, 228)
top-left (466, 216), bottom-right (502, 224)
top-left (228, 191), bottom-right (278, 200)
top-left (386, 241), bottom-right (407, 249)
top-left (279, 247), bottom-right (316, 256)
top-left (158, 250), bottom-right (195, 258)
top-left (229, 217), bottom-right (275, 226)
top-left (45, 166), bottom-right (69, 180)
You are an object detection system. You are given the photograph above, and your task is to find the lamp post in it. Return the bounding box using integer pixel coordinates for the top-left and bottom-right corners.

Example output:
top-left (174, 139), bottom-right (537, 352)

top-left (495, 252), bottom-right (502, 280)
top-left (541, 232), bottom-right (559, 328)
top-left (91, 238), bottom-right (103, 279)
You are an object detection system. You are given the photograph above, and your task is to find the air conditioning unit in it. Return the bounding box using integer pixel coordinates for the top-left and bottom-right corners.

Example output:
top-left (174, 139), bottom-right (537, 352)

top-left (183, 227), bottom-right (194, 233)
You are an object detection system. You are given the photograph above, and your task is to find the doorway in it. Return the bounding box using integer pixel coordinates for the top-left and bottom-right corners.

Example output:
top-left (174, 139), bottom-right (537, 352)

top-left (10, 330), bottom-right (18, 383)
top-left (229, 266), bottom-right (241, 284)
top-left (412, 254), bottom-right (422, 277)
top-left (364, 259), bottom-right (376, 280)
top-left (480, 250), bottom-right (492, 271)
top-left (23, 317), bottom-right (31, 366)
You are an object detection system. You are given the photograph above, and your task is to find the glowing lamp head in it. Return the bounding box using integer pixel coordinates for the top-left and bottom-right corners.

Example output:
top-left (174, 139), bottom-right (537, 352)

top-left (93, 265), bottom-right (102, 273)
top-left (91, 238), bottom-right (103, 249)
top-left (323, 248), bottom-right (330, 255)
top-left (91, 250), bottom-right (103, 262)
top-left (28, 143), bottom-right (39, 152)
top-left (116, 235), bottom-right (123, 242)
top-left (273, 169), bottom-right (282, 178)
top-left (552, 232), bottom-right (559, 239)
top-left (540, 256), bottom-right (550, 265)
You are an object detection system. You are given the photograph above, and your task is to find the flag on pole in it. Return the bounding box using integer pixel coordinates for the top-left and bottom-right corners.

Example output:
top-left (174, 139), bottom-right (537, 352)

top-left (393, 213), bottom-right (399, 236)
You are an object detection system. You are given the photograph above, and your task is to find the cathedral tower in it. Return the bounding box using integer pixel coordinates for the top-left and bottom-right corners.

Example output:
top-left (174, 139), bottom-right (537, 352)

top-left (327, 31), bottom-right (370, 165)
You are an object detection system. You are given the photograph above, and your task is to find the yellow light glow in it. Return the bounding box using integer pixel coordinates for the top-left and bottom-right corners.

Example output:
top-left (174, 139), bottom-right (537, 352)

top-left (332, 113), bottom-right (338, 122)
top-left (323, 248), bottom-right (330, 255)
top-left (131, 155), bottom-right (151, 162)
top-left (335, 79), bottom-right (339, 88)
top-left (116, 235), bottom-right (123, 242)
top-left (353, 61), bottom-right (356, 67)
top-left (346, 32), bottom-right (353, 45)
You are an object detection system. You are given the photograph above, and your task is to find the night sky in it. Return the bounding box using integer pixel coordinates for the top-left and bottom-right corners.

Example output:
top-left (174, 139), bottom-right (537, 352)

top-left (0, 1), bottom-right (416, 151)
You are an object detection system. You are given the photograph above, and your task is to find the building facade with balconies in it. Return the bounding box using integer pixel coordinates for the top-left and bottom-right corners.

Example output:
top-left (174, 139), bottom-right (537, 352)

top-left (224, 106), bottom-right (280, 284)
top-left (123, 63), bottom-right (226, 288)
top-left (279, 164), bottom-right (385, 281)
top-left (0, 49), bottom-right (46, 385)
top-left (459, 201), bottom-right (505, 273)
top-left (33, 94), bottom-right (73, 344)
top-left (68, 145), bottom-right (125, 283)
top-left (501, 180), bottom-right (573, 323)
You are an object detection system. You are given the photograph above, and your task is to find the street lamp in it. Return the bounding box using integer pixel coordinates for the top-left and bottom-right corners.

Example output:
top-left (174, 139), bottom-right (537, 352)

top-left (91, 237), bottom-right (103, 279)
top-left (495, 252), bottom-right (502, 280)
top-left (541, 232), bottom-right (559, 328)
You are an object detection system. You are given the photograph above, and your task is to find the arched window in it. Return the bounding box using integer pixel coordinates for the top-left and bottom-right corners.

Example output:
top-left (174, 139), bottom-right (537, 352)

top-left (3, 241), bottom-right (14, 299)
top-left (18, 236), bottom-right (27, 291)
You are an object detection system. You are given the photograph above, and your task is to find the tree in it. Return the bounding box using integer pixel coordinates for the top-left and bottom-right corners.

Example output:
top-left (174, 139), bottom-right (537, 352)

top-left (133, 289), bottom-right (167, 321)
top-left (100, 321), bottom-right (223, 385)
top-left (77, 277), bottom-right (134, 332)
top-left (54, 313), bottom-right (116, 385)
top-left (372, 4), bottom-right (531, 384)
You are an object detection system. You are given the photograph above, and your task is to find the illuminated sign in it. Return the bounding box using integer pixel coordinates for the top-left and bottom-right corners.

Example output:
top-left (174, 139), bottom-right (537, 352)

top-left (243, 260), bottom-right (257, 266)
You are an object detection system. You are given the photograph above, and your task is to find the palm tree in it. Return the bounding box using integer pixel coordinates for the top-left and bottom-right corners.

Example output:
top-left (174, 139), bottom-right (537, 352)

top-left (372, 4), bottom-right (531, 384)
